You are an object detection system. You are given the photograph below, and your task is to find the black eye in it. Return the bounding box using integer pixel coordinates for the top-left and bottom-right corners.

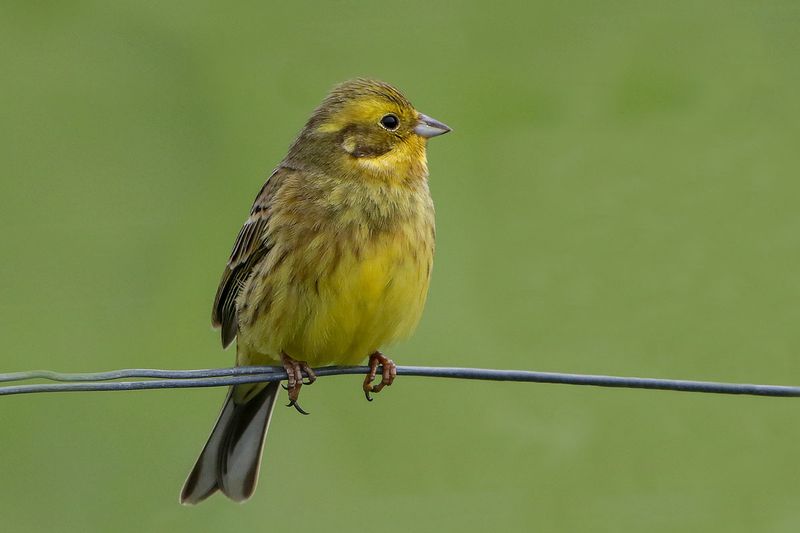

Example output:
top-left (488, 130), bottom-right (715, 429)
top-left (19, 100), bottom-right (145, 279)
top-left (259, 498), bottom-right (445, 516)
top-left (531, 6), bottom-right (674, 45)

top-left (380, 114), bottom-right (400, 130)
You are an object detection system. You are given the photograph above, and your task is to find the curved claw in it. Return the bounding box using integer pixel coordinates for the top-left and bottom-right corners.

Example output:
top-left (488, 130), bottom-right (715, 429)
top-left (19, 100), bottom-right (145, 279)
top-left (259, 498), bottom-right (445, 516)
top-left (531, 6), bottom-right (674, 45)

top-left (362, 351), bottom-right (396, 402)
top-left (286, 400), bottom-right (310, 415)
top-left (280, 352), bottom-right (317, 411)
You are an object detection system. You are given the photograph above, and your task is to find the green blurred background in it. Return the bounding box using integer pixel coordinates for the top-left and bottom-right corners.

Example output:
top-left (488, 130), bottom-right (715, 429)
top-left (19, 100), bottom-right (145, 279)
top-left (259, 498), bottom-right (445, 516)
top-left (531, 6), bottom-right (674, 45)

top-left (2, 1), bottom-right (800, 531)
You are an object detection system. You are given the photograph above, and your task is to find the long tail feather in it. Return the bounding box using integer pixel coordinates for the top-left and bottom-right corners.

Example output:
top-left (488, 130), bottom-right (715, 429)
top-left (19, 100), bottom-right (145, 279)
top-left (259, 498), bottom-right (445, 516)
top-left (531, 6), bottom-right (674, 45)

top-left (180, 381), bottom-right (280, 504)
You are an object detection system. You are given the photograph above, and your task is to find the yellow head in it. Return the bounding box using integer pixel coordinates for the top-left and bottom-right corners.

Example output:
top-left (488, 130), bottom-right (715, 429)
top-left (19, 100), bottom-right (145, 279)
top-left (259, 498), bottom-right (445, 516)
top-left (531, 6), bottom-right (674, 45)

top-left (284, 78), bottom-right (450, 181)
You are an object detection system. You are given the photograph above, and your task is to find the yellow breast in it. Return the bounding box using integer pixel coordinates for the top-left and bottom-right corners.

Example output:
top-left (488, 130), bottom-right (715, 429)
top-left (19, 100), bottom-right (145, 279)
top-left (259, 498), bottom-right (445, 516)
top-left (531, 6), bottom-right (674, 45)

top-left (236, 183), bottom-right (435, 367)
top-left (290, 223), bottom-right (432, 365)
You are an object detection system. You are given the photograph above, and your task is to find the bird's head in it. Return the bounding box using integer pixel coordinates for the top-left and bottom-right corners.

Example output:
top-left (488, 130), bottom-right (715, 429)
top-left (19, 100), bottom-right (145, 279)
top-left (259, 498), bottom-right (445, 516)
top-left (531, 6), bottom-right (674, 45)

top-left (287, 78), bottom-right (450, 181)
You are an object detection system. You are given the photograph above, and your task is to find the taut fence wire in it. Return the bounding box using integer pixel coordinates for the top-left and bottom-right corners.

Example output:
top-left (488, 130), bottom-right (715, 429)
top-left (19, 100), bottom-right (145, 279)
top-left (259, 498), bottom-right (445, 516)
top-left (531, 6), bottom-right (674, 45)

top-left (1, 365), bottom-right (799, 398)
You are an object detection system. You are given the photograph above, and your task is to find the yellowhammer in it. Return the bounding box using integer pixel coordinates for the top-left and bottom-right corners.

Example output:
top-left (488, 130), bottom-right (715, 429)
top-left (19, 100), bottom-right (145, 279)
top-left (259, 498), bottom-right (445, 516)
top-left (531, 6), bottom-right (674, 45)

top-left (180, 78), bottom-right (450, 504)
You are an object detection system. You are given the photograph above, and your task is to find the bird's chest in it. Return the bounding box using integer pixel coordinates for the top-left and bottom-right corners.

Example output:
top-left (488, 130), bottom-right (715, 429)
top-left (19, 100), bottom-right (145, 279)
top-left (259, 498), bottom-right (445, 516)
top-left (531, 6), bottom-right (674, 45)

top-left (312, 183), bottom-right (435, 315)
top-left (238, 182), bottom-right (434, 365)
top-left (330, 222), bottom-right (432, 307)
top-left (288, 216), bottom-right (434, 364)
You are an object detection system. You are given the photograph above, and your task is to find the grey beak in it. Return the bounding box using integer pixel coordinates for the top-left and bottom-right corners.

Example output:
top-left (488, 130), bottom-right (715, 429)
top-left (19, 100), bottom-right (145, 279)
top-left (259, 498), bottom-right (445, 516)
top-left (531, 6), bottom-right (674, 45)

top-left (414, 113), bottom-right (451, 138)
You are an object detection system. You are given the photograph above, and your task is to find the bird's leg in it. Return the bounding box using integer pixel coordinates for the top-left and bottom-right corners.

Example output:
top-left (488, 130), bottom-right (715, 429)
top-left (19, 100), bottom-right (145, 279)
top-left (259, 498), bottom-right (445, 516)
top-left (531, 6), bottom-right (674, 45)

top-left (281, 351), bottom-right (316, 415)
top-left (363, 351), bottom-right (397, 401)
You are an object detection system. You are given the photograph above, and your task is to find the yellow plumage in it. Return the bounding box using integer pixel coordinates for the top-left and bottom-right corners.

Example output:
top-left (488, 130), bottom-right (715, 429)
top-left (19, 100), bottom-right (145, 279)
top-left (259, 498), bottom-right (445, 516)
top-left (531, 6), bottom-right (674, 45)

top-left (181, 78), bottom-right (449, 504)
top-left (237, 167), bottom-right (435, 368)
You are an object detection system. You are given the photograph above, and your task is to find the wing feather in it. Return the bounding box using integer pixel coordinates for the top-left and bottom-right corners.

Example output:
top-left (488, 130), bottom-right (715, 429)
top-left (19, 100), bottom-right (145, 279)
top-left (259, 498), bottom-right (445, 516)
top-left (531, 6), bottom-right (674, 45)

top-left (211, 169), bottom-right (287, 348)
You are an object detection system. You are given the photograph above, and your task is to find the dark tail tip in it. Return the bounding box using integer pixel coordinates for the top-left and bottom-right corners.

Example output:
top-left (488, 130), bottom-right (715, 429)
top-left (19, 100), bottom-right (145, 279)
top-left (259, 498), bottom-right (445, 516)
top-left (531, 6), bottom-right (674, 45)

top-left (180, 469), bottom-right (219, 505)
top-left (179, 382), bottom-right (280, 505)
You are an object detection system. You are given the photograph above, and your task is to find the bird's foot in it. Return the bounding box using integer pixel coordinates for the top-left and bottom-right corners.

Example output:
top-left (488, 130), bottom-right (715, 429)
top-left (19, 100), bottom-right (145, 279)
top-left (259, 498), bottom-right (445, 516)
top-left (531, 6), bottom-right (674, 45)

top-left (363, 351), bottom-right (397, 402)
top-left (281, 352), bottom-right (316, 415)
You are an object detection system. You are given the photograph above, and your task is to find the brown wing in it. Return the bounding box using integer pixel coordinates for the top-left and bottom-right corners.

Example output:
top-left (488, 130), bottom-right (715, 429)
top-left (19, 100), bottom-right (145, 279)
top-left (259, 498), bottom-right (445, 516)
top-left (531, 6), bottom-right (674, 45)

top-left (211, 168), bottom-right (286, 348)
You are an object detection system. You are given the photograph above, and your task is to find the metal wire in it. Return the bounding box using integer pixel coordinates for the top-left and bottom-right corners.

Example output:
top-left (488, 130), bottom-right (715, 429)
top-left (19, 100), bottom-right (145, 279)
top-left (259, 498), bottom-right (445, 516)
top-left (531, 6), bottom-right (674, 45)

top-left (1, 365), bottom-right (799, 397)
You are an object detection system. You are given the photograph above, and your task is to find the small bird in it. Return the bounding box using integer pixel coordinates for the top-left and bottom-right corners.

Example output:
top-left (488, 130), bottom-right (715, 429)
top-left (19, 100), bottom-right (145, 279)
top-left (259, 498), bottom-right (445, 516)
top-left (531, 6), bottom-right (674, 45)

top-left (180, 79), bottom-right (450, 504)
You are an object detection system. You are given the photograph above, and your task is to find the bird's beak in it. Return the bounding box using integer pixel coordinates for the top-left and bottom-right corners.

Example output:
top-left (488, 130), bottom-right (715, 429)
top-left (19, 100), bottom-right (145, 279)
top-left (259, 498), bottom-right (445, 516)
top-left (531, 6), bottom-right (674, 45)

top-left (414, 113), bottom-right (451, 138)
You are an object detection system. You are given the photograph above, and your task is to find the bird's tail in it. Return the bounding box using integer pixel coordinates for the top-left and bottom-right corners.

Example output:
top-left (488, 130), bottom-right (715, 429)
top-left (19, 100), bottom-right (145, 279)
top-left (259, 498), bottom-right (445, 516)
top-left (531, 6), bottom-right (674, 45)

top-left (180, 381), bottom-right (280, 505)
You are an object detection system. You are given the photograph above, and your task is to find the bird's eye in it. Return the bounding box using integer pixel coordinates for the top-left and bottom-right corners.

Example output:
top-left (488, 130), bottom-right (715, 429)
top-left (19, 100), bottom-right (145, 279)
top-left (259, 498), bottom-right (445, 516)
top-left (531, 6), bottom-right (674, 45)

top-left (379, 114), bottom-right (400, 131)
